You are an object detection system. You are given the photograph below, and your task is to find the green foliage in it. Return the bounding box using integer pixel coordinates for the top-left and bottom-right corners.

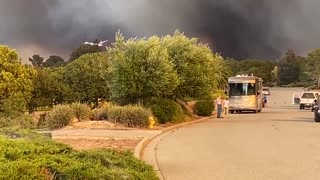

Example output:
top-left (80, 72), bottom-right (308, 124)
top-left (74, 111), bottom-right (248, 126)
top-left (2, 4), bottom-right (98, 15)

top-left (92, 108), bottom-right (108, 121)
top-left (64, 52), bottom-right (110, 104)
top-left (109, 33), bottom-right (179, 104)
top-left (28, 68), bottom-right (68, 113)
top-left (145, 98), bottom-right (185, 124)
top-left (0, 115), bottom-right (35, 129)
top-left (0, 129), bottom-right (158, 180)
top-left (278, 50), bottom-right (301, 85)
top-left (162, 31), bottom-right (228, 98)
top-left (91, 102), bottom-right (113, 120)
top-left (37, 112), bottom-right (49, 128)
top-left (225, 58), bottom-right (276, 83)
top-left (69, 43), bottom-right (104, 61)
top-left (29, 54), bottom-right (44, 67)
top-left (43, 55), bottom-right (64, 67)
top-left (45, 67), bottom-right (75, 104)
top-left (194, 100), bottom-right (214, 116)
top-left (47, 105), bottom-right (74, 130)
top-left (108, 105), bottom-right (152, 127)
top-left (70, 102), bottom-right (92, 121)
top-left (0, 45), bottom-right (36, 115)
top-left (304, 49), bottom-right (320, 87)
top-left (211, 90), bottom-right (228, 99)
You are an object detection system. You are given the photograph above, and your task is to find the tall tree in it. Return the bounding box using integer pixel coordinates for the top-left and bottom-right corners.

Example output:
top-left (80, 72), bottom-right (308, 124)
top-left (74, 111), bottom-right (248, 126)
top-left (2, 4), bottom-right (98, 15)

top-left (29, 54), bottom-right (44, 67)
top-left (64, 52), bottom-right (110, 105)
top-left (278, 50), bottom-right (301, 85)
top-left (0, 45), bottom-right (36, 115)
top-left (43, 55), bottom-right (65, 67)
top-left (305, 49), bottom-right (320, 87)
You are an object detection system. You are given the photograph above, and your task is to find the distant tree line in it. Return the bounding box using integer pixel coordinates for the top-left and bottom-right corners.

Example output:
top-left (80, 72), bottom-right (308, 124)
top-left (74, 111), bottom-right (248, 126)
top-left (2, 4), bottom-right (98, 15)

top-left (225, 49), bottom-right (320, 88)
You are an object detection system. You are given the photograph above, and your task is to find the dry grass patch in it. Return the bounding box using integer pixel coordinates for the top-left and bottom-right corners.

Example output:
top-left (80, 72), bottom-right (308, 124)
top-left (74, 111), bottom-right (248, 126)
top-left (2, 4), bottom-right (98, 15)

top-left (54, 136), bottom-right (142, 151)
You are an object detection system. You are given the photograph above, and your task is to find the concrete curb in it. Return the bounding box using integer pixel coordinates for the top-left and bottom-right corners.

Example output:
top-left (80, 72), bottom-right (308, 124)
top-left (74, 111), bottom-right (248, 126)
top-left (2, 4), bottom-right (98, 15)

top-left (136, 116), bottom-right (213, 179)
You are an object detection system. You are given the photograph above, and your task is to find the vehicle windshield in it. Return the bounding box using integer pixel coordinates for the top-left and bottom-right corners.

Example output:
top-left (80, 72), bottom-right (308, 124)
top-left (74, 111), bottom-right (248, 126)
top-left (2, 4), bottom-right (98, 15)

top-left (229, 83), bottom-right (256, 96)
top-left (301, 93), bottom-right (316, 99)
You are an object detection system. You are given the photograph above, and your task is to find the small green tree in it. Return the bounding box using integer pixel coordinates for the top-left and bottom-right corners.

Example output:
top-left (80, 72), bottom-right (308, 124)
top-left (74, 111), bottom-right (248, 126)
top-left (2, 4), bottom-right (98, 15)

top-left (0, 45), bottom-right (36, 115)
top-left (109, 32), bottom-right (179, 104)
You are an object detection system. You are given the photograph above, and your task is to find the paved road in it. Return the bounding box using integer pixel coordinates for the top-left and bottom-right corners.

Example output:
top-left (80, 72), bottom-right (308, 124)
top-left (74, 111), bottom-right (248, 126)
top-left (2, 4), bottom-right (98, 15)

top-left (152, 88), bottom-right (320, 180)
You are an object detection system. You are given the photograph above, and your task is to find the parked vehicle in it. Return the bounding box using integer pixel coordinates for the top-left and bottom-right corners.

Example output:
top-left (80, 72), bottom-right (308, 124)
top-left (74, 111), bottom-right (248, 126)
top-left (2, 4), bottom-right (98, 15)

top-left (228, 75), bottom-right (263, 113)
top-left (262, 88), bottom-right (270, 96)
top-left (314, 96), bottom-right (320, 122)
top-left (299, 92), bottom-right (319, 109)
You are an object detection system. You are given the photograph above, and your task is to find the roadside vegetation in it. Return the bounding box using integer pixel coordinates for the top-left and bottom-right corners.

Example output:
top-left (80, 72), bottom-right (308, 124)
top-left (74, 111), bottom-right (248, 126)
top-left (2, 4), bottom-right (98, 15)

top-left (0, 31), bottom-right (229, 178)
top-left (2, 29), bottom-right (320, 178)
top-left (0, 128), bottom-right (158, 180)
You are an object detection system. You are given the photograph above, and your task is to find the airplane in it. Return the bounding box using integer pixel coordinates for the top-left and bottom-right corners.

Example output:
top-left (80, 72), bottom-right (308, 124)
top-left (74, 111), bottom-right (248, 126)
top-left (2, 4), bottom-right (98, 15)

top-left (84, 40), bottom-right (108, 47)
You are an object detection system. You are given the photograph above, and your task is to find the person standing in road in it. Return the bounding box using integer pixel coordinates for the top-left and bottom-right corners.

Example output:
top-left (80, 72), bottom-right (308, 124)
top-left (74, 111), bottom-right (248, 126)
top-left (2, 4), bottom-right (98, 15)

top-left (223, 98), bottom-right (230, 118)
top-left (263, 95), bottom-right (267, 108)
top-left (216, 96), bottom-right (223, 118)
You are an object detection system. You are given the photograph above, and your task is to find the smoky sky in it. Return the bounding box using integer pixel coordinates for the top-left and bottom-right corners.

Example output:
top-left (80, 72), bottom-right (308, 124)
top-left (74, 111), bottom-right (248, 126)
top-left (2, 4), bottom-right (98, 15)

top-left (0, 0), bottom-right (320, 61)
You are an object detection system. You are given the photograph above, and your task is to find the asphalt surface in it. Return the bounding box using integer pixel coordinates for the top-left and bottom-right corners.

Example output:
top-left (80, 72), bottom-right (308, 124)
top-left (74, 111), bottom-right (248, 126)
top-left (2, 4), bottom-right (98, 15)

top-left (154, 88), bottom-right (320, 180)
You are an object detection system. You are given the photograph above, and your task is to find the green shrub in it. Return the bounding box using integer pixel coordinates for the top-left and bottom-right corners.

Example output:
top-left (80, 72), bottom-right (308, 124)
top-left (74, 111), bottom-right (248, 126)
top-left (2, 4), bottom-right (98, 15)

top-left (37, 112), bottom-right (48, 128)
top-left (70, 103), bottom-right (92, 121)
top-left (0, 115), bottom-right (35, 129)
top-left (0, 129), bottom-right (158, 180)
top-left (91, 102), bottom-right (113, 121)
top-left (108, 105), bottom-right (152, 127)
top-left (47, 105), bottom-right (74, 130)
top-left (194, 100), bottom-right (214, 116)
top-left (145, 98), bottom-right (186, 124)
top-left (91, 108), bottom-right (108, 120)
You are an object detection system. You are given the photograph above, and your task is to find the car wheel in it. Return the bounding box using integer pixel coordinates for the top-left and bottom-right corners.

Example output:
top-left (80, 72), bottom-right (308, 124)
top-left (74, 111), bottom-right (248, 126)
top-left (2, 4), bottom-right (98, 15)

top-left (230, 111), bottom-right (234, 114)
top-left (300, 104), bottom-right (303, 109)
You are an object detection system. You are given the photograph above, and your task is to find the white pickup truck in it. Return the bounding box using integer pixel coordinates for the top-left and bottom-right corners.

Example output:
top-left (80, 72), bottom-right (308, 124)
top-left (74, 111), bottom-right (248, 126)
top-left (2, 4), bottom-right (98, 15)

top-left (299, 92), bottom-right (319, 109)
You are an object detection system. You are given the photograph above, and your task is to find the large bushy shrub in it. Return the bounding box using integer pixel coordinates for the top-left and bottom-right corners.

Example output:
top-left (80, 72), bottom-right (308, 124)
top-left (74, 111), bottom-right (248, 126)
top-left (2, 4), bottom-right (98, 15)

top-left (108, 33), bottom-right (179, 104)
top-left (0, 129), bottom-right (158, 180)
top-left (0, 115), bottom-right (35, 129)
top-left (108, 105), bottom-right (152, 127)
top-left (70, 102), bottom-right (92, 121)
top-left (47, 105), bottom-right (74, 130)
top-left (145, 98), bottom-right (186, 124)
top-left (194, 100), bottom-right (214, 116)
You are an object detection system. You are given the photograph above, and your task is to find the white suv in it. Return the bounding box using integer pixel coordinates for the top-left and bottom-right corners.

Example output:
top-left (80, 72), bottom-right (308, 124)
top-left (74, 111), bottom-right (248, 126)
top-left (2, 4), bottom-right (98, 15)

top-left (299, 92), bottom-right (319, 109)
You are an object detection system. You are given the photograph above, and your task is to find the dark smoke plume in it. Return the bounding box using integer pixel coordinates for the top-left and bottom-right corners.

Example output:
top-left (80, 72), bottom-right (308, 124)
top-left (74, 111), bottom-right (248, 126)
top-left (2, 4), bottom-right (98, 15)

top-left (0, 0), bottom-right (319, 61)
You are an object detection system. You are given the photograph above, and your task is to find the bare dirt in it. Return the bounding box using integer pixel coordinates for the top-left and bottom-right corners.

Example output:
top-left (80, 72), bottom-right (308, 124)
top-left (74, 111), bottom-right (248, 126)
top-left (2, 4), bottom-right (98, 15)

top-left (54, 136), bottom-right (142, 152)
